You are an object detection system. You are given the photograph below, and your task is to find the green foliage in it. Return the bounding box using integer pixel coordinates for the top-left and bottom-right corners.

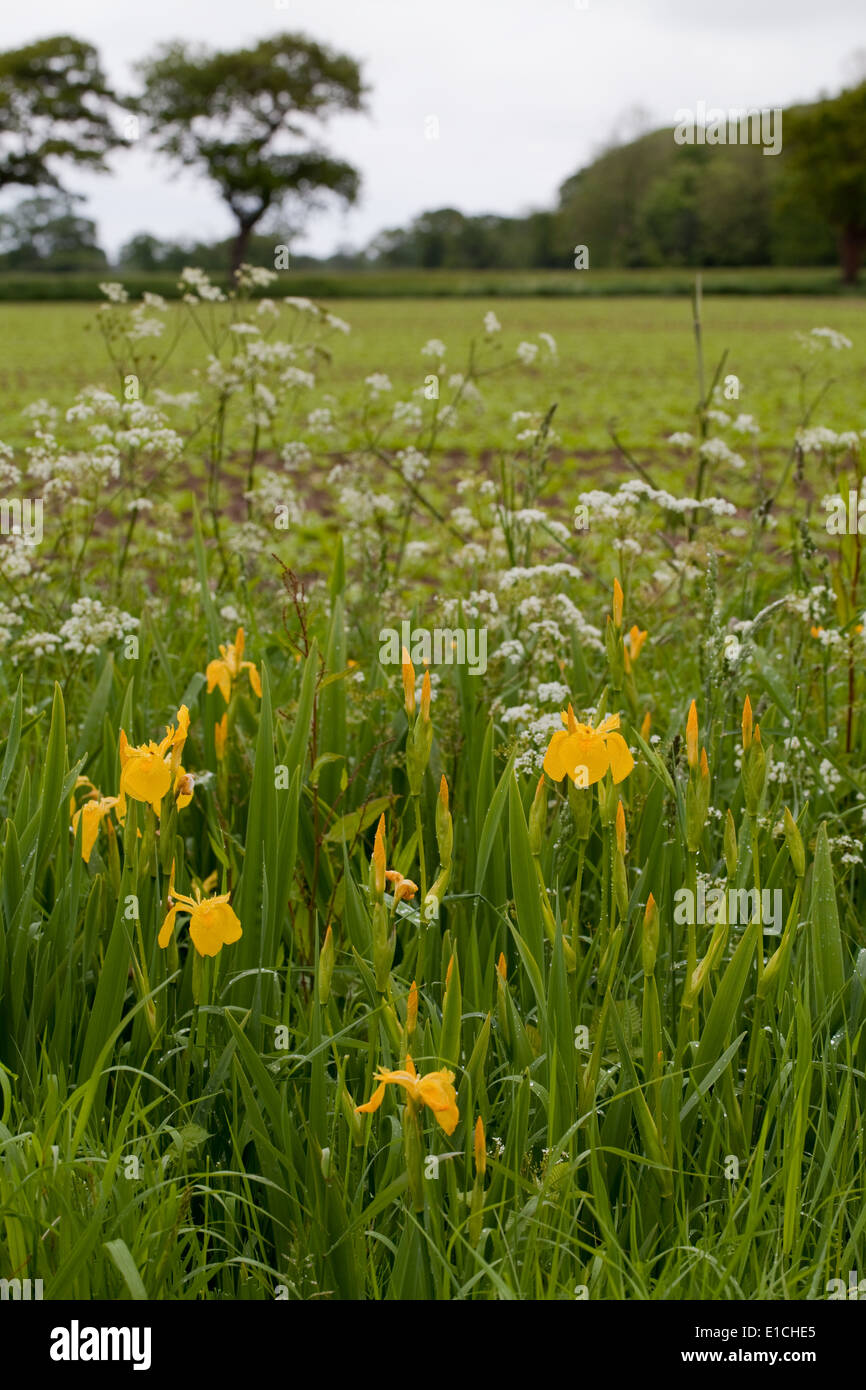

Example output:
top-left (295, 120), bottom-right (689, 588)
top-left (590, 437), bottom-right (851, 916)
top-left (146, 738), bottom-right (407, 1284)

top-left (784, 81), bottom-right (866, 283)
top-left (0, 34), bottom-right (125, 193)
top-left (554, 128), bottom-right (837, 271)
top-left (135, 33), bottom-right (366, 274)
top-left (1, 285), bottom-right (866, 1299)
top-left (0, 193), bottom-right (107, 272)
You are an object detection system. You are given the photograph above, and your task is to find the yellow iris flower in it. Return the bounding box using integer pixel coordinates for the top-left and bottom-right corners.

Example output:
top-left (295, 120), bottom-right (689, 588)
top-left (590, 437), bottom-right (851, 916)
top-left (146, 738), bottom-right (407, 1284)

top-left (206, 627), bottom-right (262, 704)
top-left (118, 705), bottom-right (191, 816)
top-left (70, 777), bottom-right (120, 862)
top-left (158, 872), bottom-right (243, 958)
top-left (543, 705), bottom-right (634, 787)
top-left (356, 1054), bottom-right (459, 1136)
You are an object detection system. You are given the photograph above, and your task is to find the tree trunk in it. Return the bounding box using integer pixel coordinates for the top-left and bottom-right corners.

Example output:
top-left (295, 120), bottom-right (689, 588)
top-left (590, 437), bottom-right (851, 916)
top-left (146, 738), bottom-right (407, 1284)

top-left (839, 225), bottom-right (866, 285)
top-left (230, 221), bottom-right (255, 280)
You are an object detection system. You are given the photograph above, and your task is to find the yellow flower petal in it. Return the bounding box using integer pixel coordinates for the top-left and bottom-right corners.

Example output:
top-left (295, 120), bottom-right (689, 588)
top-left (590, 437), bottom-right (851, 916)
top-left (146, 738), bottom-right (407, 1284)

top-left (73, 803), bottom-right (103, 862)
top-left (572, 732), bottom-right (610, 786)
top-left (188, 916), bottom-right (225, 957)
top-left (244, 662), bottom-right (262, 698)
top-left (158, 903), bottom-right (181, 949)
top-left (212, 900), bottom-right (242, 942)
top-left (628, 626), bottom-right (647, 662)
top-left (188, 899), bottom-right (243, 957)
top-left (120, 751), bottom-right (172, 814)
top-left (206, 658), bottom-right (232, 704)
top-left (416, 1069), bottom-right (455, 1102)
top-left (596, 713), bottom-right (621, 735)
top-left (542, 730), bottom-right (574, 782)
top-left (355, 1081), bottom-right (387, 1116)
top-left (417, 1070), bottom-right (459, 1135)
top-left (173, 705), bottom-right (190, 746)
top-left (604, 730), bottom-right (635, 784)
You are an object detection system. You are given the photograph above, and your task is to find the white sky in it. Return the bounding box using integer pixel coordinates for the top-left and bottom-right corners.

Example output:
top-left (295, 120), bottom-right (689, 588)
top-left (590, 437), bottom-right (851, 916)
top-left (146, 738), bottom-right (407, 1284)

top-left (3, 0), bottom-right (865, 258)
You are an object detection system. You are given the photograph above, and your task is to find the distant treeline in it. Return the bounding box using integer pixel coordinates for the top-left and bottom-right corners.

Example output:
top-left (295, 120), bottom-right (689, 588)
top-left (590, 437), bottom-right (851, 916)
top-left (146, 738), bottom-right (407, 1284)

top-left (0, 121), bottom-right (848, 278)
top-left (357, 133), bottom-right (839, 271)
top-left (117, 127), bottom-right (841, 274)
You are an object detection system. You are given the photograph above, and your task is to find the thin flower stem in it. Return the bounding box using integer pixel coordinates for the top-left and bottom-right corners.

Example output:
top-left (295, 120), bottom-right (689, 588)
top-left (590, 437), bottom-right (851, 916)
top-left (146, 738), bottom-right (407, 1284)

top-left (752, 818), bottom-right (763, 991)
top-left (414, 794), bottom-right (428, 989)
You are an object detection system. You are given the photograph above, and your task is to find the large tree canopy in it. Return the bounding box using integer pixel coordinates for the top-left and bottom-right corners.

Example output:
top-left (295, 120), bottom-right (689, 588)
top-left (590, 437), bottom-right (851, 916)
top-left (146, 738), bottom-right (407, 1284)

top-left (0, 34), bottom-right (124, 194)
top-left (784, 81), bottom-right (866, 284)
top-left (136, 33), bottom-right (366, 275)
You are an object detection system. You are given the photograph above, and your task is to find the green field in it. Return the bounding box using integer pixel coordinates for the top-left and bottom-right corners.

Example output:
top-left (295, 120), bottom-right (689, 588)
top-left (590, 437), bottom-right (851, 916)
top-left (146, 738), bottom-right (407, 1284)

top-left (1, 296), bottom-right (864, 457)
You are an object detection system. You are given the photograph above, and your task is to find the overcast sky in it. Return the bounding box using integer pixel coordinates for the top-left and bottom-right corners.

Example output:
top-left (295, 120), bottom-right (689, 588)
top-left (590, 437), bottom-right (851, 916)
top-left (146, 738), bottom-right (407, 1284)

top-left (4, 0), bottom-right (865, 257)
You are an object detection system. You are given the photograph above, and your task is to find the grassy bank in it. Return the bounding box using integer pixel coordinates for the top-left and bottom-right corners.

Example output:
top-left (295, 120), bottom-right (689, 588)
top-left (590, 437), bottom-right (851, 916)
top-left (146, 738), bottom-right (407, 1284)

top-left (0, 265), bottom-right (862, 301)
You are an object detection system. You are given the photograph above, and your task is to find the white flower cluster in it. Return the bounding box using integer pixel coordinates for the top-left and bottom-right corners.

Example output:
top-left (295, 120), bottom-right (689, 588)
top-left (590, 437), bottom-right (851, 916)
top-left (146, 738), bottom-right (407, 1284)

top-left (829, 834), bottom-right (863, 867)
top-left (281, 441), bottom-right (313, 470)
top-left (698, 437), bottom-right (746, 471)
top-left (783, 585), bottom-right (833, 626)
top-left (152, 389), bottom-right (200, 411)
top-left (797, 426), bottom-right (862, 454)
top-left (576, 478), bottom-right (737, 527)
top-left (245, 470), bottom-right (302, 530)
top-left (16, 598), bottom-right (141, 662)
top-left (282, 367), bottom-right (316, 391)
top-left (236, 264), bottom-right (278, 289)
top-left (307, 408), bottom-right (335, 436)
top-left (392, 400), bottom-right (424, 429)
top-left (536, 680), bottom-right (570, 705)
top-left (796, 326), bottom-right (853, 352)
top-left (365, 373), bottom-right (392, 398)
top-left (498, 562), bottom-right (583, 595)
top-left (99, 282), bottom-right (128, 304)
top-left (338, 486), bottom-right (398, 522)
top-left (396, 447), bottom-right (429, 483)
top-left (511, 410), bottom-right (558, 444)
top-left (179, 267), bottom-right (226, 303)
top-left (0, 601), bottom-right (24, 645)
top-left (60, 598), bottom-right (139, 656)
top-left (127, 293), bottom-right (168, 341)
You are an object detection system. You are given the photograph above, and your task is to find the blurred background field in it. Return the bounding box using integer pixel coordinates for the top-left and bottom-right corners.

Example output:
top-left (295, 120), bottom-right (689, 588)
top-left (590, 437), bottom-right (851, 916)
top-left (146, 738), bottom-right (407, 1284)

top-left (1, 293), bottom-right (863, 456)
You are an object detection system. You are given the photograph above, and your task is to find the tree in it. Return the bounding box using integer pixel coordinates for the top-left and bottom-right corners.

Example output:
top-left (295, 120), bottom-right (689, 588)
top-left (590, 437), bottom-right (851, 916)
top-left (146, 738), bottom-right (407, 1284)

top-left (0, 192), bottom-right (107, 270)
top-left (117, 232), bottom-right (170, 273)
top-left (784, 82), bottom-right (866, 284)
top-left (136, 34), bottom-right (366, 276)
top-left (0, 35), bottom-right (124, 194)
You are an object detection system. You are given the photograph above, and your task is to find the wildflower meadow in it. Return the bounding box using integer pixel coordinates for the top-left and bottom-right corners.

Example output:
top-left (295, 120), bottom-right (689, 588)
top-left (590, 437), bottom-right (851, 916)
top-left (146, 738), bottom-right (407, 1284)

top-left (2, 269), bottom-right (866, 1314)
